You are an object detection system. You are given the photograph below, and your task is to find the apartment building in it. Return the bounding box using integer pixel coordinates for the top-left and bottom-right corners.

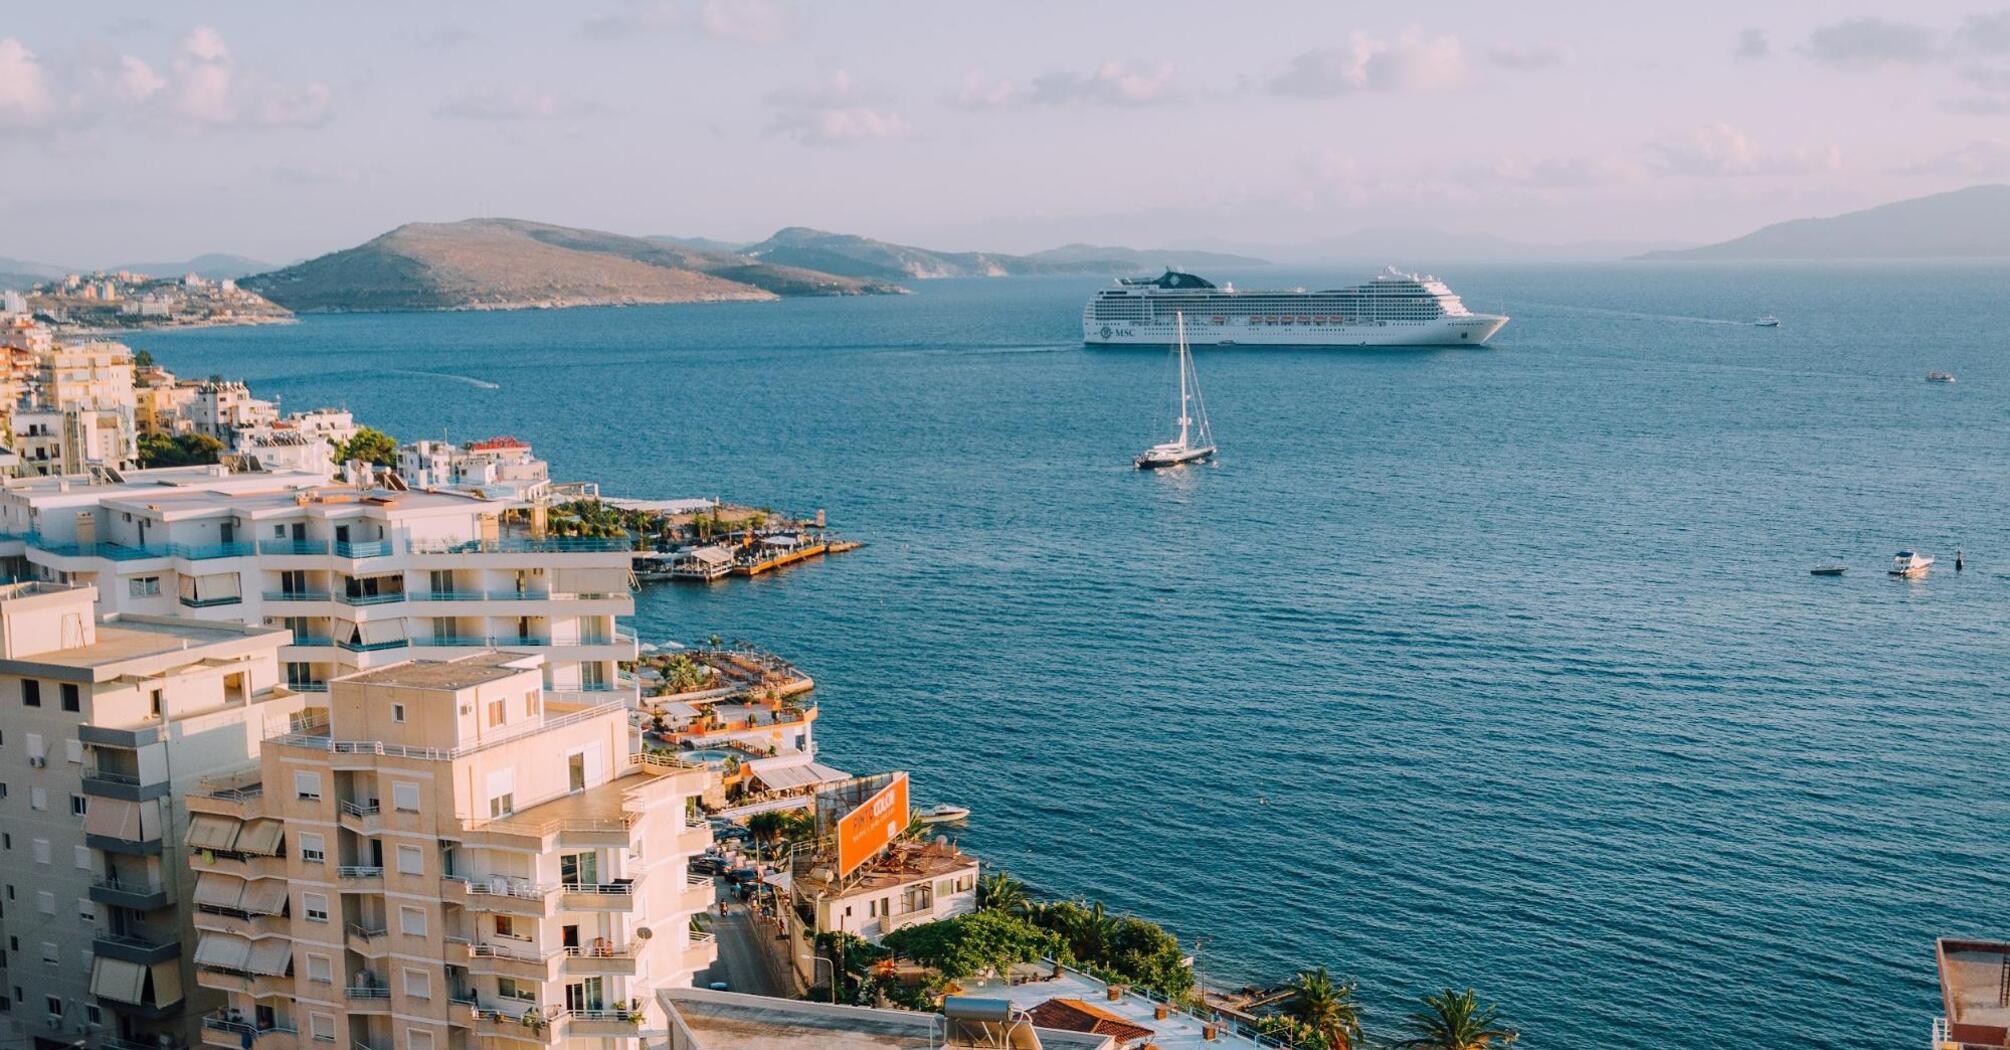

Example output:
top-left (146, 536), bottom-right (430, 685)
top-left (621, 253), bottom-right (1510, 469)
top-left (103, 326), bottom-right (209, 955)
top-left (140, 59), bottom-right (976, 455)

top-left (397, 437), bottom-right (552, 503)
top-left (0, 470), bottom-right (638, 700)
top-left (188, 653), bottom-right (718, 1050)
top-left (0, 580), bottom-right (302, 1050)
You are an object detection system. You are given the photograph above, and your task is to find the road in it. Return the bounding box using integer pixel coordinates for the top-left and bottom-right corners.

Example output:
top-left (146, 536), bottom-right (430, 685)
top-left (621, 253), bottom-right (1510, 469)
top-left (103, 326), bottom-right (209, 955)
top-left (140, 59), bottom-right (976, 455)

top-left (696, 882), bottom-right (790, 998)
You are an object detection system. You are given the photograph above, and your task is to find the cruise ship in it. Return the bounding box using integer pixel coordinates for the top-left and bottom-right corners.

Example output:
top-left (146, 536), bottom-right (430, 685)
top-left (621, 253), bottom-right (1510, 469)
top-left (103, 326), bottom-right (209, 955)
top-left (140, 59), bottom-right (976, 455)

top-left (1083, 267), bottom-right (1509, 347)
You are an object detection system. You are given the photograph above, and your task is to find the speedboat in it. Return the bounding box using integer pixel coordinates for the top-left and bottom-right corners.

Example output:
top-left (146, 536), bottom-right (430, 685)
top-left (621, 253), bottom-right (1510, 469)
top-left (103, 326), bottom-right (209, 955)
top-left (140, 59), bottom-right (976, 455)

top-left (915, 803), bottom-right (971, 825)
top-left (1927, 371), bottom-right (1955, 383)
top-left (1889, 550), bottom-right (1934, 577)
top-left (1754, 316), bottom-right (1780, 327)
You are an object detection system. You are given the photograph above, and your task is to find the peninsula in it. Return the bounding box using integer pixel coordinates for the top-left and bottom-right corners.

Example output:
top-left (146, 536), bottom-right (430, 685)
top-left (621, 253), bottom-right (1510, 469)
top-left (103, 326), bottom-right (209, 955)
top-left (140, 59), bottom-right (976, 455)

top-left (1635, 184), bottom-right (2010, 261)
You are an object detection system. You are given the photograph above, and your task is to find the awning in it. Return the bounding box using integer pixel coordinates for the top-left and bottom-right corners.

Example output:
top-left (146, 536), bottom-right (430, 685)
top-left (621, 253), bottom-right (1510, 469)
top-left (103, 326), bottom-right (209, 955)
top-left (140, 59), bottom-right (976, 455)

top-left (237, 819), bottom-right (283, 856)
top-left (85, 797), bottom-right (142, 839)
top-left (193, 872), bottom-right (244, 910)
top-left (194, 933), bottom-right (251, 971)
top-left (148, 959), bottom-right (183, 1006)
top-left (361, 619), bottom-right (405, 644)
top-left (245, 938), bottom-right (293, 976)
top-left (752, 760), bottom-right (853, 792)
top-left (187, 814), bottom-right (243, 851)
top-left (91, 957), bottom-right (148, 1004)
top-left (242, 879), bottom-right (289, 915)
top-left (553, 567), bottom-right (630, 593)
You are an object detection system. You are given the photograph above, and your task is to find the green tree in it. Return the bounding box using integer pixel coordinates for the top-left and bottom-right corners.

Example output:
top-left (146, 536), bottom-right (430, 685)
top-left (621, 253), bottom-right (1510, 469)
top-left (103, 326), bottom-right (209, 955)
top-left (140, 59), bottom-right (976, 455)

top-left (747, 812), bottom-right (788, 847)
top-left (339, 426), bottom-right (398, 466)
top-left (880, 911), bottom-right (1067, 983)
top-left (137, 431), bottom-right (223, 468)
top-left (1399, 988), bottom-right (1516, 1050)
top-left (1287, 968), bottom-right (1363, 1050)
top-left (976, 873), bottom-right (1028, 915)
top-left (131, 348), bottom-right (155, 368)
top-left (1257, 1015), bottom-right (1332, 1050)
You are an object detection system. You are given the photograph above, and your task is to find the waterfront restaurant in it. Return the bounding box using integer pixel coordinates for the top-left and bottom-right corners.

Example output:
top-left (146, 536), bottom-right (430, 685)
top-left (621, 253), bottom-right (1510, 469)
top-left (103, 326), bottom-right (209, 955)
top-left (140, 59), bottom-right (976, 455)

top-left (794, 837), bottom-right (980, 943)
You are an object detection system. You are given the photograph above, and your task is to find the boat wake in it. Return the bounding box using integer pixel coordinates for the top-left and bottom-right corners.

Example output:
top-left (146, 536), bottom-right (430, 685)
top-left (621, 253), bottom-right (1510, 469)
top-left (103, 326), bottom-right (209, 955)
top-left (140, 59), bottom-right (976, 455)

top-left (1523, 301), bottom-right (1753, 327)
top-left (386, 369), bottom-right (501, 389)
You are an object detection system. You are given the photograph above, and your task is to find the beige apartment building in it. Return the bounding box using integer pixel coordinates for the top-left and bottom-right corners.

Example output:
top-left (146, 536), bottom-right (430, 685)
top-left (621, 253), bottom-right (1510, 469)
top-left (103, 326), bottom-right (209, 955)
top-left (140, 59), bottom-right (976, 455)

top-left (187, 653), bottom-right (717, 1050)
top-left (0, 580), bottom-right (303, 1050)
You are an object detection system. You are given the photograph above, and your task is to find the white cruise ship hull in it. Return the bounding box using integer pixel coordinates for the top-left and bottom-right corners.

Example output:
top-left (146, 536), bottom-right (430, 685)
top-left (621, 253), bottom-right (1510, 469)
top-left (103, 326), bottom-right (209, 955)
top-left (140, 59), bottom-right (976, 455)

top-left (1084, 313), bottom-right (1508, 347)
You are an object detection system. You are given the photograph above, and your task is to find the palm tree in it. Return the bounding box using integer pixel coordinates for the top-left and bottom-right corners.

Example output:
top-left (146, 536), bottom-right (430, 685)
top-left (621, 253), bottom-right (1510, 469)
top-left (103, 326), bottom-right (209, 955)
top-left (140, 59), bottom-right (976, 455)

top-left (1070, 901), bottom-right (1120, 964)
top-left (1287, 968), bottom-right (1362, 1050)
top-left (1399, 988), bottom-right (1515, 1050)
top-left (976, 873), bottom-right (1029, 915)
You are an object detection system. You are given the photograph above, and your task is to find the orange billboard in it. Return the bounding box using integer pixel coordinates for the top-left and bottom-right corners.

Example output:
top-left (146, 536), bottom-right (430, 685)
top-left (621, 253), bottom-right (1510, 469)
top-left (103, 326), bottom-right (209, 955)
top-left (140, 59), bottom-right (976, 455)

top-left (835, 772), bottom-right (908, 877)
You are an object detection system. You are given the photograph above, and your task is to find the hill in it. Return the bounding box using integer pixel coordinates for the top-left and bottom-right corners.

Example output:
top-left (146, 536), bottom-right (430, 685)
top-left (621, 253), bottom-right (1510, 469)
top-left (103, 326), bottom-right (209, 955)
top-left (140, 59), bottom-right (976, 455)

top-left (1636, 185), bottom-right (2010, 261)
top-left (114, 253), bottom-right (276, 281)
top-left (242, 219), bottom-right (902, 312)
top-left (718, 227), bottom-right (1268, 281)
top-left (0, 256), bottom-right (68, 291)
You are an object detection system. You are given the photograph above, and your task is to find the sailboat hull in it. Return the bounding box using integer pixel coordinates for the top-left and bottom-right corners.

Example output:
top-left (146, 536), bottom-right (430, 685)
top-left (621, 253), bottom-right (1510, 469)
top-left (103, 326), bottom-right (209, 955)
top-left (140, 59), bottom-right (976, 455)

top-left (1135, 445), bottom-right (1216, 469)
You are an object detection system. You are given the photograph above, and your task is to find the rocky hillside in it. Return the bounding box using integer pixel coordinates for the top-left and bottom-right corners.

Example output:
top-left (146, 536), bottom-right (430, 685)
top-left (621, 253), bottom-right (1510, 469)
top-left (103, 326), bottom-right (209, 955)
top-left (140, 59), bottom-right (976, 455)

top-left (1636, 185), bottom-right (2010, 261)
top-left (243, 219), bottom-right (902, 312)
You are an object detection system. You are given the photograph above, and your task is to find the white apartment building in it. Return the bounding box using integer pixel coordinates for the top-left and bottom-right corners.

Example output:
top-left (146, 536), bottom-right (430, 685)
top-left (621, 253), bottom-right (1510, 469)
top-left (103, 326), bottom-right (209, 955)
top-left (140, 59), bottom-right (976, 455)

top-left (7, 342), bottom-right (141, 477)
top-left (0, 468), bottom-right (639, 701)
top-left (188, 653), bottom-right (718, 1050)
top-left (398, 438), bottom-right (552, 503)
top-left (189, 382), bottom-right (277, 446)
top-left (0, 580), bottom-right (303, 1050)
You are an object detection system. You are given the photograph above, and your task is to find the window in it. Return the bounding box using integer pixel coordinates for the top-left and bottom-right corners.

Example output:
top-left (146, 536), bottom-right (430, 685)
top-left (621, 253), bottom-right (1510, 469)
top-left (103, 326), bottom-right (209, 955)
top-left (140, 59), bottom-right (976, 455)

top-left (69, 794), bottom-right (85, 816)
top-left (524, 691), bottom-right (538, 717)
top-left (34, 892), bottom-right (51, 916)
top-left (493, 915), bottom-right (518, 939)
top-left (391, 702), bottom-right (406, 723)
top-left (392, 782), bottom-right (420, 814)
top-left (486, 699), bottom-right (505, 727)
top-left (407, 1029), bottom-right (435, 1050)
top-left (29, 840), bottom-right (47, 865)
top-left (497, 976), bottom-right (535, 1002)
top-left (486, 768), bottom-right (514, 818)
top-left (298, 832), bottom-right (325, 863)
top-left (64, 739), bottom-right (81, 763)
top-left (21, 681), bottom-right (37, 707)
top-left (45, 995), bottom-right (60, 1019)
top-left (402, 968), bottom-right (430, 999)
top-left (128, 576), bottom-right (160, 597)
top-left (72, 846), bottom-right (87, 869)
top-left (76, 898), bottom-right (91, 920)
top-left (59, 684), bottom-right (78, 712)
top-left (85, 1004), bottom-right (100, 1025)
top-left (305, 953), bottom-right (332, 983)
top-left (395, 844), bottom-right (423, 876)
top-left (303, 892), bottom-right (328, 923)
top-left (399, 905), bottom-right (426, 936)
top-left (27, 788), bottom-right (43, 811)
top-left (310, 1013), bottom-right (334, 1041)
top-left (489, 792), bottom-right (513, 818)
top-left (39, 942), bottom-right (55, 966)
top-left (294, 771), bottom-right (322, 801)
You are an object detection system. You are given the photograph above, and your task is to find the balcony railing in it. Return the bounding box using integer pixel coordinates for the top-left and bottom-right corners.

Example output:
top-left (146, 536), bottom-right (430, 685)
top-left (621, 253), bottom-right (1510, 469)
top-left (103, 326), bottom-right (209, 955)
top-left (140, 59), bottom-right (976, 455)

top-left (339, 800), bottom-right (381, 818)
top-left (204, 1016), bottom-right (298, 1039)
top-left (338, 865), bottom-right (385, 878)
top-left (334, 540), bottom-right (392, 559)
top-left (169, 541), bottom-right (256, 560)
top-left (414, 589), bottom-right (624, 602)
top-left (26, 532), bottom-right (167, 560)
top-left (345, 923), bottom-right (387, 940)
top-left (337, 637), bottom-right (409, 653)
top-left (179, 594), bottom-right (243, 608)
top-left (561, 881), bottom-right (635, 896)
top-left (408, 535), bottom-right (633, 555)
top-left (343, 986), bottom-right (391, 999)
top-left (83, 767), bottom-right (143, 786)
top-left (288, 634), bottom-right (336, 648)
top-left (263, 590), bottom-right (333, 602)
top-left (271, 698), bottom-right (627, 762)
top-left (335, 591), bottom-right (406, 606)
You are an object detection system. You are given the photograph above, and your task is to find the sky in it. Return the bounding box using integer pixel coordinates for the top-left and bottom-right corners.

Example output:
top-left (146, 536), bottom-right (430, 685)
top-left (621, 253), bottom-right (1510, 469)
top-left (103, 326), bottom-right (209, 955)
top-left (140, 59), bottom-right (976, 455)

top-left (4, 0), bottom-right (2010, 265)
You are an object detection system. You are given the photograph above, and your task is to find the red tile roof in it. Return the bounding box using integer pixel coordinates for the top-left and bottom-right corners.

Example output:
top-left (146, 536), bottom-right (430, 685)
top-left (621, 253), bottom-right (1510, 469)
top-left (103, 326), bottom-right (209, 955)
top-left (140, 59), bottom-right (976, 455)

top-left (1024, 998), bottom-right (1155, 1044)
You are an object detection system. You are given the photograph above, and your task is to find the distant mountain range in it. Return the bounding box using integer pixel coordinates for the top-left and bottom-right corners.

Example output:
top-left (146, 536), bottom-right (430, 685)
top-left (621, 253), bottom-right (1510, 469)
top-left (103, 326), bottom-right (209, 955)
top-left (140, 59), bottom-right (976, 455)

top-left (1636, 185), bottom-right (2010, 261)
top-left (1186, 228), bottom-right (1691, 266)
top-left (649, 227), bottom-right (1267, 281)
top-left (115, 253), bottom-right (276, 280)
top-left (242, 219), bottom-right (901, 312)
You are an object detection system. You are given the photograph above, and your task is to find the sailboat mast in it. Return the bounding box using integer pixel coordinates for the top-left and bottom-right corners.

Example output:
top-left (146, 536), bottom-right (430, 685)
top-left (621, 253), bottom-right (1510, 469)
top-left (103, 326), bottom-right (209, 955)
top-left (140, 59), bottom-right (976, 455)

top-left (1176, 311), bottom-right (1191, 447)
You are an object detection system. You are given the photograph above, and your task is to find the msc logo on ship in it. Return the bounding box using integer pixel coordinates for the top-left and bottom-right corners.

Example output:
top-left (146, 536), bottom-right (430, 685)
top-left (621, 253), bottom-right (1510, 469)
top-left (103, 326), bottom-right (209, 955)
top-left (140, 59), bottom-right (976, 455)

top-left (1098, 325), bottom-right (1113, 340)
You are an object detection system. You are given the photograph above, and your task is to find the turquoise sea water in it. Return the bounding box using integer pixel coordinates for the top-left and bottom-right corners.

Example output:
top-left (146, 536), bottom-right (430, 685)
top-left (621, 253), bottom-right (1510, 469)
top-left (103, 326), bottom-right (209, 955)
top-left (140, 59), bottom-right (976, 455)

top-left (132, 264), bottom-right (2010, 1049)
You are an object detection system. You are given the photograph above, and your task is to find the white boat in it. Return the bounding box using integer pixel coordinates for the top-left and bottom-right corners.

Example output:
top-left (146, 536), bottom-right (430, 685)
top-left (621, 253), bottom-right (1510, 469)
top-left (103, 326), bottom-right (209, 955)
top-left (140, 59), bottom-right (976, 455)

top-left (1135, 312), bottom-right (1217, 469)
top-left (1754, 316), bottom-right (1780, 327)
top-left (1084, 267), bottom-right (1508, 347)
top-left (916, 803), bottom-right (970, 825)
top-left (1927, 371), bottom-right (1955, 383)
top-left (1889, 550), bottom-right (1935, 577)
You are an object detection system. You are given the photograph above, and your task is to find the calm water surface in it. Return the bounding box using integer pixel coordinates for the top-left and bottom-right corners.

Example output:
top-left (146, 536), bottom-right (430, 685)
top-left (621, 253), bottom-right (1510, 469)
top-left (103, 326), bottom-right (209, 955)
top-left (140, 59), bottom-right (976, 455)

top-left (133, 264), bottom-right (2010, 1050)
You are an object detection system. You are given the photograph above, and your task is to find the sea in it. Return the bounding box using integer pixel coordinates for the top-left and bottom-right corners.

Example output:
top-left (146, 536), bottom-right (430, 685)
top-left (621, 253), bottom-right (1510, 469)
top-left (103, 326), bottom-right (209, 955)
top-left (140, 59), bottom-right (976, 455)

top-left (129, 263), bottom-right (2010, 1050)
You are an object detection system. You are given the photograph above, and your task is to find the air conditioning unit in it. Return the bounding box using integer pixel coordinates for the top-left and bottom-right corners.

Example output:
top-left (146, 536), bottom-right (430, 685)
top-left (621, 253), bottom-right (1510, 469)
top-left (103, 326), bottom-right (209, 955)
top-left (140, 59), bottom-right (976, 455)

top-left (28, 756), bottom-right (46, 768)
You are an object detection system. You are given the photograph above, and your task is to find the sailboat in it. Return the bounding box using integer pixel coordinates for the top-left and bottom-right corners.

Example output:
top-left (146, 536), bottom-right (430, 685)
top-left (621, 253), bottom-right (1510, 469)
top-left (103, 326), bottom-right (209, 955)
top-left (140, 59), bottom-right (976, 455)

top-left (1135, 311), bottom-right (1217, 469)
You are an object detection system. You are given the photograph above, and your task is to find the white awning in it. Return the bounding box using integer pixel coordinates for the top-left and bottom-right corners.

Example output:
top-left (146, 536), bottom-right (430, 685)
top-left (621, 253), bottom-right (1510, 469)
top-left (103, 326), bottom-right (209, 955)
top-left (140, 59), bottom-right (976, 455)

top-left (149, 959), bottom-right (183, 1006)
top-left (752, 760), bottom-right (853, 792)
top-left (245, 938), bottom-right (293, 976)
top-left (194, 933), bottom-right (251, 971)
top-left (678, 546), bottom-right (732, 566)
top-left (193, 872), bottom-right (244, 910)
top-left (237, 818), bottom-right (283, 856)
top-left (243, 878), bottom-right (289, 915)
top-left (84, 797), bottom-right (141, 839)
top-left (187, 814), bottom-right (243, 851)
top-left (91, 957), bottom-right (148, 1004)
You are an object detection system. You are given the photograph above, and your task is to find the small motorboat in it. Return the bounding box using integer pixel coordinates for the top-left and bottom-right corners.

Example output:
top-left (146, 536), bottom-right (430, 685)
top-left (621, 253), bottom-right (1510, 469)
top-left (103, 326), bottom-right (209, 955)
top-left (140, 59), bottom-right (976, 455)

top-left (915, 803), bottom-right (971, 825)
top-left (1889, 550), bottom-right (1935, 577)
top-left (1754, 316), bottom-right (1780, 327)
top-left (1809, 565), bottom-right (1847, 577)
top-left (1927, 371), bottom-right (1955, 383)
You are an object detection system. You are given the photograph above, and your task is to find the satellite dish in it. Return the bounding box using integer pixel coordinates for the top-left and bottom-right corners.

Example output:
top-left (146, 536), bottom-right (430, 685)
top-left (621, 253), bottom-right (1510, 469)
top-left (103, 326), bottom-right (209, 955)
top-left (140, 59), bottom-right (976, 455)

top-left (635, 927), bottom-right (653, 940)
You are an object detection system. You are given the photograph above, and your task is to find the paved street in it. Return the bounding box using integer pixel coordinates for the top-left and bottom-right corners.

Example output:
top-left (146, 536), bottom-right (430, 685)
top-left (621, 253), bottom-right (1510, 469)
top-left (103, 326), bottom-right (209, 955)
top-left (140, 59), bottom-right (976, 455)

top-left (696, 882), bottom-right (790, 998)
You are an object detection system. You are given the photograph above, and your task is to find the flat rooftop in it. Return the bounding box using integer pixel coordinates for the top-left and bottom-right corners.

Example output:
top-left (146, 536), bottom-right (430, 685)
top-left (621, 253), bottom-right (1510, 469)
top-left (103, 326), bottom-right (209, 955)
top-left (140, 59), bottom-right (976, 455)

top-left (658, 989), bottom-right (1112, 1050)
top-left (99, 482), bottom-right (499, 519)
top-left (0, 616), bottom-right (287, 679)
top-left (1940, 939), bottom-right (2010, 1039)
top-left (799, 840), bottom-right (977, 899)
top-left (961, 967), bottom-right (1273, 1050)
top-left (338, 653), bottom-right (536, 691)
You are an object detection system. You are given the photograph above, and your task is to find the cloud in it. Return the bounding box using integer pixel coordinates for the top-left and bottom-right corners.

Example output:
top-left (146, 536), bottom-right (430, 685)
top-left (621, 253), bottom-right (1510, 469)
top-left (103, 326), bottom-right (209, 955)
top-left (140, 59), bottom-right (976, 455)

top-left (1485, 154), bottom-right (1643, 188)
top-left (167, 26), bottom-right (330, 128)
top-left (946, 72), bottom-right (1017, 111)
top-left (1943, 94), bottom-right (2010, 114)
top-left (1891, 139), bottom-right (2010, 176)
top-left (765, 70), bottom-right (907, 145)
top-left (1733, 28), bottom-right (1770, 61)
top-left (1646, 123), bottom-right (1842, 177)
top-left (115, 55), bottom-right (165, 102)
top-left (1028, 61), bottom-right (1176, 106)
top-left (1485, 44), bottom-right (1564, 71)
top-left (420, 26), bottom-right (481, 49)
top-left (435, 89), bottom-right (608, 121)
top-left (1270, 33), bottom-right (1466, 97)
top-left (1955, 11), bottom-right (2010, 54)
top-left (1800, 17), bottom-right (1940, 70)
top-left (0, 38), bottom-right (55, 128)
top-left (580, 0), bottom-right (787, 44)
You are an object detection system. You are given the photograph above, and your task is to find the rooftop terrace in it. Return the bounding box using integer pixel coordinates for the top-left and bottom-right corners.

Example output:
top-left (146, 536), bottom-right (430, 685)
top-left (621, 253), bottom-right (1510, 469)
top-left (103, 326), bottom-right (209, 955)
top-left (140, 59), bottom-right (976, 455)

top-left (336, 652), bottom-right (537, 691)
top-left (1938, 938), bottom-right (2010, 1049)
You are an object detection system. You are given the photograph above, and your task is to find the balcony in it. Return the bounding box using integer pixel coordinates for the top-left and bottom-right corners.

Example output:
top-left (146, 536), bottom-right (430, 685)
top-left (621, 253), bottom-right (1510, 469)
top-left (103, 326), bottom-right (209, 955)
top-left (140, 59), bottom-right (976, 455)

top-left (676, 820), bottom-right (713, 855)
top-left (335, 591), bottom-right (406, 607)
top-left (677, 874), bottom-right (716, 915)
top-left (461, 940), bottom-right (563, 981)
top-left (26, 533), bottom-right (167, 561)
top-left (342, 985), bottom-right (391, 1012)
top-left (472, 1005), bottom-right (563, 1046)
top-left (94, 929), bottom-right (182, 965)
top-left (82, 765), bottom-right (171, 802)
top-left (345, 923), bottom-right (389, 956)
top-left (78, 722), bottom-right (167, 749)
top-left (334, 540), bottom-right (392, 560)
top-left (687, 930), bottom-right (718, 969)
top-left (337, 637), bottom-right (409, 653)
top-left (567, 1010), bottom-right (642, 1038)
top-left (262, 590), bottom-right (333, 603)
top-left (286, 634), bottom-right (336, 648)
top-left (410, 535), bottom-right (632, 555)
top-left (338, 865), bottom-right (385, 888)
top-left (259, 539), bottom-right (330, 556)
top-left (561, 942), bottom-right (636, 976)
top-left (170, 541), bottom-right (257, 560)
top-left (91, 876), bottom-right (169, 910)
top-left (202, 1017), bottom-right (298, 1049)
top-left (188, 780), bottom-right (264, 820)
top-left (559, 880), bottom-right (638, 911)
top-left (180, 594), bottom-right (244, 608)
top-left (444, 877), bottom-right (556, 916)
top-left (337, 799), bottom-right (382, 832)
